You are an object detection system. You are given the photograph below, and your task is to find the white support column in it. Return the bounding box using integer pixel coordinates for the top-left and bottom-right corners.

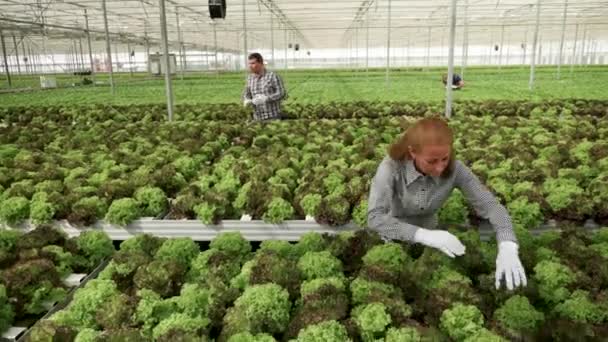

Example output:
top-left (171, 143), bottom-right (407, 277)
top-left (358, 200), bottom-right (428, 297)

top-left (557, 0), bottom-right (568, 79)
top-left (270, 12), bottom-right (274, 67)
top-left (386, 0), bottom-right (392, 87)
top-left (1, 30), bottom-right (11, 88)
top-left (426, 26), bottom-right (431, 69)
top-left (213, 22), bottom-right (218, 72)
top-left (84, 9), bottom-right (96, 83)
top-left (242, 0), bottom-right (248, 70)
top-left (101, 0), bottom-right (114, 94)
top-left (159, 0), bottom-right (174, 121)
top-left (445, 0), bottom-right (457, 118)
top-left (579, 26), bottom-right (586, 66)
top-left (284, 25), bottom-right (288, 70)
top-left (529, 0), bottom-right (541, 90)
top-left (12, 35), bottom-right (21, 75)
top-left (175, 6), bottom-right (184, 80)
top-left (498, 24), bottom-right (505, 69)
top-left (569, 24), bottom-right (578, 75)
top-left (127, 40), bottom-right (133, 77)
top-left (461, 0), bottom-right (468, 77)
top-left (21, 36), bottom-right (28, 75)
top-left (366, 10), bottom-right (369, 76)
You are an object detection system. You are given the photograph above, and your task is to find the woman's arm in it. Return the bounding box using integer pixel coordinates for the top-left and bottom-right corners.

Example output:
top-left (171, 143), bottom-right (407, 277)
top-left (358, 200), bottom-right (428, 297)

top-left (367, 159), bottom-right (421, 242)
top-left (453, 160), bottom-right (517, 243)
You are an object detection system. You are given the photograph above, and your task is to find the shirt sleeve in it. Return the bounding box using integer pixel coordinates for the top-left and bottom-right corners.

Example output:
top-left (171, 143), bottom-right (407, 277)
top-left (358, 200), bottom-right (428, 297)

top-left (367, 159), bottom-right (423, 242)
top-left (267, 73), bottom-right (287, 102)
top-left (242, 76), bottom-right (252, 101)
top-left (453, 161), bottom-right (518, 243)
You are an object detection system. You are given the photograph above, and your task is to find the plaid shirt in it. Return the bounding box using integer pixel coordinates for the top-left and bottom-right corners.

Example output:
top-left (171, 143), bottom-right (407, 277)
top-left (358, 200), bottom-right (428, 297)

top-left (242, 69), bottom-right (287, 121)
top-left (367, 157), bottom-right (517, 243)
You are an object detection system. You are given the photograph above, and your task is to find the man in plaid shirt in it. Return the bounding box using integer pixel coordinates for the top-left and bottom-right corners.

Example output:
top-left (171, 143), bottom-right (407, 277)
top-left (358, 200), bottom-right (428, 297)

top-left (242, 53), bottom-right (288, 121)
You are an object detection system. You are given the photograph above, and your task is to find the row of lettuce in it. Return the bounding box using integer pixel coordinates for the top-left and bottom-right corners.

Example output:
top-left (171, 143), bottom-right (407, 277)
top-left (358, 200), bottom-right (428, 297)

top-left (0, 99), bottom-right (606, 122)
top-left (1, 101), bottom-right (606, 228)
top-left (0, 226), bottom-right (115, 334)
top-left (16, 225), bottom-right (608, 341)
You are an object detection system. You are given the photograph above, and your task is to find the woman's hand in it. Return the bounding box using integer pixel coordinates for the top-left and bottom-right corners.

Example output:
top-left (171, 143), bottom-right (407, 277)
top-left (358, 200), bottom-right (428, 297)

top-left (495, 241), bottom-right (527, 290)
top-left (413, 228), bottom-right (466, 258)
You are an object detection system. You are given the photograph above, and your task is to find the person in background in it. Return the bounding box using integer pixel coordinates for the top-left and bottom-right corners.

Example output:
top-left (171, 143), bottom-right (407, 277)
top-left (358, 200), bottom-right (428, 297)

top-left (242, 53), bottom-right (288, 122)
top-left (367, 116), bottom-right (526, 291)
top-left (442, 73), bottom-right (465, 89)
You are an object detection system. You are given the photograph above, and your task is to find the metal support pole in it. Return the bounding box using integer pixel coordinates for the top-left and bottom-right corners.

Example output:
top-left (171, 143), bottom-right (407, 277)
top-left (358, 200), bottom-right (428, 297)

top-left (355, 26), bottom-right (359, 72)
top-left (127, 41), bottom-right (133, 77)
top-left (213, 22), bottom-right (218, 72)
top-left (426, 27), bottom-right (431, 69)
top-left (498, 24), bottom-right (505, 69)
top-left (569, 23), bottom-right (578, 75)
top-left (461, 0), bottom-right (468, 77)
top-left (538, 36), bottom-right (543, 65)
top-left (529, 0), bottom-right (541, 90)
top-left (159, 0), bottom-right (174, 121)
top-left (579, 26), bottom-right (586, 66)
top-left (79, 38), bottom-right (85, 72)
top-left (12, 35), bottom-right (21, 75)
top-left (365, 11), bottom-right (369, 76)
top-left (270, 13), bottom-right (274, 67)
top-left (21, 37), bottom-right (28, 75)
top-left (556, 0), bottom-right (568, 78)
top-left (284, 26), bottom-right (287, 70)
top-left (445, 0), bottom-right (457, 118)
top-left (144, 34), bottom-right (150, 74)
top-left (72, 39), bottom-right (79, 72)
top-left (101, 0), bottom-right (114, 94)
top-left (84, 9), bottom-right (95, 82)
top-left (522, 27), bottom-right (528, 65)
top-left (1, 31), bottom-right (11, 88)
top-left (175, 6), bottom-right (184, 80)
top-left (242, 0), bottom-right (248, 70)
top-left (385, 0), bottom-right (392, 87)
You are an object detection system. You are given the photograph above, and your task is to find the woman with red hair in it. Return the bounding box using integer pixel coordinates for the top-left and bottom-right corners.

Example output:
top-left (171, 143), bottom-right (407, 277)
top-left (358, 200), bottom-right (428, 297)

top-left (367, 116), bottom-right (526, 291)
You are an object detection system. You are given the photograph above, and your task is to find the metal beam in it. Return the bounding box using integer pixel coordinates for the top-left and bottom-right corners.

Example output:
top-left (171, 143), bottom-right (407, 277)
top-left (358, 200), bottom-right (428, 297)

top-left (159, 0), bottom-right (174, 121)
top-left (445, 0), bottom-right (457, 118)
top-left (529, 0), bottom-right (541, 90)
top-left (242, 0), bottom-right (248, 70)
top-left (84, 9), bottom-right (95, 83)
top-left (175, 6), bottom-right (184, 80)
top-left (12, 35), bottom-right (21, 75)
top-left (1, 31), bottom-right (12, 88)
top-left (385, 0), bottom-right (391, 87)
top-left (557, 0), bottom-right (568, 79)
top-left (101, 0), bottom-right (115, 94)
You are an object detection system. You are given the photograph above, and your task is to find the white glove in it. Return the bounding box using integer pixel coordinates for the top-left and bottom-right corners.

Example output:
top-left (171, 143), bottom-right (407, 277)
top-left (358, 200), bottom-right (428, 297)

top-left (495, 241), bottom-right (527, 290)
top-left (243, 99), bottom-right (252, 107)
top-left (413, 228), bottom-right (466, 258)
top-left (252, 94), bottom-right (268, 106)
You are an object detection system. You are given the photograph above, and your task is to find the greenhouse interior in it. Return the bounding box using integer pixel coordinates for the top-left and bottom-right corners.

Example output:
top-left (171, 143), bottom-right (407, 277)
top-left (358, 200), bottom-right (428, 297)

top-left (0, 0), bottom-right (607, 341)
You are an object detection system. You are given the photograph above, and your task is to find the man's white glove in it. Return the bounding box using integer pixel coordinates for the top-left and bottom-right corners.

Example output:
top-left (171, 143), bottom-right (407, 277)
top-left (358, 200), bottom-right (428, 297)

top-left (413, 228), bottom-right (466, 258)
top-left (495, 241), bottom-right (527, 290)
top-left (243, 99), bottom-right (252, 107)
top-left (252, 94), bottom-right (268, 106)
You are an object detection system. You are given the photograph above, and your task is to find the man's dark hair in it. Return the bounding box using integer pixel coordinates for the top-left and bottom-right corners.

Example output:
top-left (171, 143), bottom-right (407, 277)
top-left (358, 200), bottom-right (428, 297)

top-left (248, 53), bottom-right (264, 63)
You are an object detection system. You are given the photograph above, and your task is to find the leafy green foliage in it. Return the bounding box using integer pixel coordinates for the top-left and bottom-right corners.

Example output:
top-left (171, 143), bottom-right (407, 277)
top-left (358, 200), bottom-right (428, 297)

top-left (494, 295), bottom-right (544, 335)
top-left (233, 283), bottom-right (292, 334)
top-left (439, 303), bottom-right (485, 342)
top-left (293, 320), bottom-right (351, 342)
top-left (105, 198), bottom-right (140, 226)
top-left (263, 197), bottom-right (295, 223)
top-left (297, 251), bottom-right (343, 280)
top-left (0, 196), bottom-right (29, 225)
top-left (134, 186), bottom-right (168, 217)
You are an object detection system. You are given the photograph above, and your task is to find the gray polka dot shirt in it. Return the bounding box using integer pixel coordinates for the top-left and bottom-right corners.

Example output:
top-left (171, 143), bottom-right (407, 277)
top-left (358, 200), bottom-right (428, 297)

top-left (367, 157), bottom-right (517, 243)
